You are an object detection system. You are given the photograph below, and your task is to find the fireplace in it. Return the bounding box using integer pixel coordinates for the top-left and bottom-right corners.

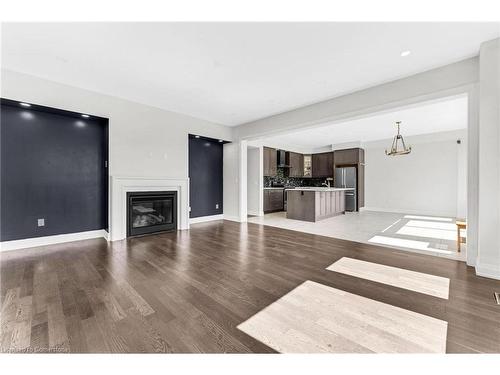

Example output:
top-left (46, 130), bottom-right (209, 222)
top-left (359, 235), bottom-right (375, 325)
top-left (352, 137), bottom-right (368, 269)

top-left (127, 191), bottom-right (177, 237)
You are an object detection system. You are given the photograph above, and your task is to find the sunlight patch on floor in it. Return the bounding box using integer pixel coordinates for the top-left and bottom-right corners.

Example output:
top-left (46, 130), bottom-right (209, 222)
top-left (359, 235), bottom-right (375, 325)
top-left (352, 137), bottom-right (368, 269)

top-left (396, 226), bottom-right (456, 241)
top-left (327, 257), bottom-right (450, 299)
top-left (403, 215), bottom-right (453, 222)
top-left (396, 220), bottom-right (457, 241)
top-left (368, 235), bottom-right (454, 254)
top-left (381, 219), bottom-right (401, 233)
top-left (238, 280), bottom-right (448, 353)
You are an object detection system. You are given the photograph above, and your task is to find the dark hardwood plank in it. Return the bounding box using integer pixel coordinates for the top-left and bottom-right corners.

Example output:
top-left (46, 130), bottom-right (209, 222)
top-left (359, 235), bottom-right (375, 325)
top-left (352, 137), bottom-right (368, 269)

top-left (1, 219), bottom-right (500, 353)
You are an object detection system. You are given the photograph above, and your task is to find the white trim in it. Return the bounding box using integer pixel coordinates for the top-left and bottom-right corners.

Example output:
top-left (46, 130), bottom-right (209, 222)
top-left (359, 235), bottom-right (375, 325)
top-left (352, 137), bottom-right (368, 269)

top-left (475, 262), bottom-right (500, 280)
top-left (223, 214), bottom-right (242, 222)
top-left (360, 206), bottom-right (456, 218)
top-left (0, 230), bottom-right (107, 252)
top-left (110, 176), bottom-right (189, 242)
top-left (189, 214), bottom-right (223, 224)
top-left (239, 140), bottom-right (248, 222)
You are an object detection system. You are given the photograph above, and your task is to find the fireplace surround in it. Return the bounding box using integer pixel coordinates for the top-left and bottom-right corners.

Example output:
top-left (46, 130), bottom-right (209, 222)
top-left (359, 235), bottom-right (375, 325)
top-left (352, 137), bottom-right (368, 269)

top-left (127, 191), bottom-right (177, 237)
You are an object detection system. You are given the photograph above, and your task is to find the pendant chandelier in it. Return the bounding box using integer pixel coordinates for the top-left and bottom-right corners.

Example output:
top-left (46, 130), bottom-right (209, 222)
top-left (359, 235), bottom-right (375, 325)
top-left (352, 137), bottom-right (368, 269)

top-left (385, 121), bottom-right (412, 156)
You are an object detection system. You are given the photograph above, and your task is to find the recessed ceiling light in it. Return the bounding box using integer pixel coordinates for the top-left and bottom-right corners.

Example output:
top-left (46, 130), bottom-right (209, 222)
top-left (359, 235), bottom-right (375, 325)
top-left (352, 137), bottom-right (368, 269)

top-left (81, 114), bottom-right (90, 118)
top-left (400, 50), bottom-right (411, 57)
top-left (218, 139), bottom-right (223, 143)
top-left (195, 135), bottom-right (200, 138)
top-left (20, 102), bottom-right (31, 107)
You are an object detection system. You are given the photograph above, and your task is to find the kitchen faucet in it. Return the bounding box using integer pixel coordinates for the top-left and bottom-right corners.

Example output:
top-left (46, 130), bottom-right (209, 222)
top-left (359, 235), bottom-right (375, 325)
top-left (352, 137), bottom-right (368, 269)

top-left (322, 177), bottom-right (334, 188)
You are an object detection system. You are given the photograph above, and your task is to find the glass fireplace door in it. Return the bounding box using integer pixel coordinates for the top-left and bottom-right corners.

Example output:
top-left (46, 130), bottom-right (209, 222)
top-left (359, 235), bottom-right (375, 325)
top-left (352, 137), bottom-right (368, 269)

top-left (127, 191), bottom-right (177, 236)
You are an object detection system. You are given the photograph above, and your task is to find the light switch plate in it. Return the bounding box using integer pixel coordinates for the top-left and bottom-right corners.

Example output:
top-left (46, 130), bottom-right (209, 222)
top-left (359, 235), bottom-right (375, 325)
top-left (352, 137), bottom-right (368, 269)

top-left (216, 204), bottom-right (219, 209)
top-left (37, 218), bottom-right (45, 227)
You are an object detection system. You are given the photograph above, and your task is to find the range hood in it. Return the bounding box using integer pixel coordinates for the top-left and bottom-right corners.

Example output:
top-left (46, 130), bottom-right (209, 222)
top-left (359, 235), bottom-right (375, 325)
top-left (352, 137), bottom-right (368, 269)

top-left (277, 149), bottom-right (290, 167)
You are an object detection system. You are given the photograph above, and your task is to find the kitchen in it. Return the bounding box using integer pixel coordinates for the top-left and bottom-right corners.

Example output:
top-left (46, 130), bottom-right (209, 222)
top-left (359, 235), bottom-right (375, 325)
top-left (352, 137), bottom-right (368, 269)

top-left (247, 98), bottom-right (468, 260)
top-left (262, 147), bottom-right (365, 222)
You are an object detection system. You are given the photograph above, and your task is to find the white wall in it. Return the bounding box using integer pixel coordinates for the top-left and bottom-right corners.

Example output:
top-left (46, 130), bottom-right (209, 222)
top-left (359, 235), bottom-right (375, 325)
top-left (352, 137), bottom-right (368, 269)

top-left (1, 69), bottom-right (234, 239)
top-left (247, 146), bottom-right (263, 216)
top-left (364, 130), bottom-right (467, 217)
top-left (476, 38), bottom-right (500, 279)
top-left (457, 135), bottom-right (468, 218)
top-left (1, 69), bottom-right (234, 179)
top-left (223, 143), bottom-right (241, 221)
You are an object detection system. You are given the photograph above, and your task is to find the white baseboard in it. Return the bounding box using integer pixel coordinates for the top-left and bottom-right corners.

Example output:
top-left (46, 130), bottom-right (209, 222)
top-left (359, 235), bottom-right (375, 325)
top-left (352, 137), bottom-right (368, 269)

top-left (475, 262), bottom-right (500, 280)
top-left (360, 206), bottom-right (455, 218)
top-left (223, 214), bottom-right (242, 222)
top-left (0, 229), bottom-right (108, 252)
top-left (189, 214), bottom-right (224, 224)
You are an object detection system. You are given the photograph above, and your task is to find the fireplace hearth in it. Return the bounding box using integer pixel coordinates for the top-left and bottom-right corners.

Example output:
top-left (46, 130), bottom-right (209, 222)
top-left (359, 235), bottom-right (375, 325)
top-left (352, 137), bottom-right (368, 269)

top-left (127, 191), bottom-right (177, 237)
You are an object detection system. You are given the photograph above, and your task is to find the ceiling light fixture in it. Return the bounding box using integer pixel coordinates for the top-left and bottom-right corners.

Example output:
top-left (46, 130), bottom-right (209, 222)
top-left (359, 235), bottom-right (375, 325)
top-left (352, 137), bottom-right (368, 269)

top-left (218, 139), bottom-right (223, 143)
top-left (81, 114), bottom-right (90, 118)
top-left (195, 135), bottom-right (200, 138)
top-left (400, 50), bottom-right (411, 57)
top-left (385, 121), bottom-right (412, 156)
top-left (20, 102), bottom-right (31, 107)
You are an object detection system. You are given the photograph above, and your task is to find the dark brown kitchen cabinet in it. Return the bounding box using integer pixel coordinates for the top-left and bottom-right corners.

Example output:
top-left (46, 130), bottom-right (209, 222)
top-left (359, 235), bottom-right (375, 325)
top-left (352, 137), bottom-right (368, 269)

top-left (312, 152), bottom-right (334, 178)
top-left (288, 152), bottom-right (304, 177)
top-left (263, 147), bottom-right (277, 176)
top-left (334, 148), bottom-right (365, 166)
top-left (264, 189), bottom-right (284, 213)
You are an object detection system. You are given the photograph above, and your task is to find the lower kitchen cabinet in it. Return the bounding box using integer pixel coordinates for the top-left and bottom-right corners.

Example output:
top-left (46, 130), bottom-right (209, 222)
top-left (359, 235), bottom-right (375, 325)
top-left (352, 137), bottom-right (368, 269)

top-left (287, 189), bottom-right (346, 222)
top-left (264, 189), bottom-right (284, 213)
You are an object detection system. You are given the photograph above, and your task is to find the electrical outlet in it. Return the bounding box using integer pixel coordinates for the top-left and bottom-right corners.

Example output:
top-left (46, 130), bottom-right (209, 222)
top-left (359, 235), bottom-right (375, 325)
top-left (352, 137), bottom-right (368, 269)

top-left (216, 204), bottom-right (219, 209)
top-left (37, 218), bottom-right (45, 227)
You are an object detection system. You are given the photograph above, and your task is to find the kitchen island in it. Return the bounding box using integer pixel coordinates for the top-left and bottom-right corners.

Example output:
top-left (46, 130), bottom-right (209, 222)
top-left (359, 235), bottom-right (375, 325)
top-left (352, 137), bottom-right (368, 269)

top-left (286, 187), bottom-right (354, 222)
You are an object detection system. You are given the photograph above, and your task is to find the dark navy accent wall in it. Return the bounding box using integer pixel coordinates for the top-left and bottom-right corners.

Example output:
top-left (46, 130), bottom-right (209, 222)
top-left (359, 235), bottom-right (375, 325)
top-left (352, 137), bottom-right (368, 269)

top-left (0, 100), bottom-right (109, 241)
top-left (188, 136), bottom-right (223, 218)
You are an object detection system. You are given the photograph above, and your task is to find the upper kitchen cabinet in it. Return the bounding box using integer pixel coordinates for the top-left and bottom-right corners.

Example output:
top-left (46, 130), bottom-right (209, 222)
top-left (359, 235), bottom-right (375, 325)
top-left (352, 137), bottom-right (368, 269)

top-left (288, 152), bottom-right (304, 177)
top-left (303, 155), bottom-right (312, 177)
top-left (334, 148), bottom-right (365, 166)
top-left (263, 146), bottom-right (277, 176)
top-left (312, 152), bottom-right (334, 178)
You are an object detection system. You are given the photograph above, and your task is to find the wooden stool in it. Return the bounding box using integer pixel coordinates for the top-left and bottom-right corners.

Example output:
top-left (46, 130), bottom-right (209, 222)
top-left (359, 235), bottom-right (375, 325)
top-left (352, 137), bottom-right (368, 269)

top-left (456, 219), bottom-right (466, 252)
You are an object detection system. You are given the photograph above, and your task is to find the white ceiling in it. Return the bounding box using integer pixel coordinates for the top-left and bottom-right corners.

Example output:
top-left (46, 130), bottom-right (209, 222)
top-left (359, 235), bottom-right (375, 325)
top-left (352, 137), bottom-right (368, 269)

top-left (260, 95), bottom-right (468, 149)
top-left (2, 22), bottom-right (498, 126)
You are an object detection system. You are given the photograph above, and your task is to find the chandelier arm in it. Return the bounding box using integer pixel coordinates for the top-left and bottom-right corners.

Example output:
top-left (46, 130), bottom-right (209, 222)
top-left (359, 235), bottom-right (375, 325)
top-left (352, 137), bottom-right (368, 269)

top-left (400, 136), bottom-right (407, 151)
top-left (391, 135), bottom-right (397, 152)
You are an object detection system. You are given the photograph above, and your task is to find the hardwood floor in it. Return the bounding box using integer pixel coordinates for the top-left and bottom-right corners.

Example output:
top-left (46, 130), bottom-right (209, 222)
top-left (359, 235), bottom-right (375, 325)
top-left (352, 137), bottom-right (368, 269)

top-left (1, 220), bottom-right (500, 353)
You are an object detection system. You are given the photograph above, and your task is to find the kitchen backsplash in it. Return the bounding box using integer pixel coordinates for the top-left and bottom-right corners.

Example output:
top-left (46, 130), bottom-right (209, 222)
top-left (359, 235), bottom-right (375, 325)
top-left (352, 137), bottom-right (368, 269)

top-left (264, 167), bottom-right (326, 188)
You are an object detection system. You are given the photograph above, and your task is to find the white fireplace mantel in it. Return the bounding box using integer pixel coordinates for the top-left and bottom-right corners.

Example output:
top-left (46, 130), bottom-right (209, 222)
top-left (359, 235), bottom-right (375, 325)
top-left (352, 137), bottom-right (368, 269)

top-left (109, 176), bottom-right (189, 241)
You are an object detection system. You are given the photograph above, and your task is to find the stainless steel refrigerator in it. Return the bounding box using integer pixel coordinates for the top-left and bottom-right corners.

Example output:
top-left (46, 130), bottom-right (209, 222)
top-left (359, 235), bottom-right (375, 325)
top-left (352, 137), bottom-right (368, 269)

top-left (334, 166), bottom-right (357, 211)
